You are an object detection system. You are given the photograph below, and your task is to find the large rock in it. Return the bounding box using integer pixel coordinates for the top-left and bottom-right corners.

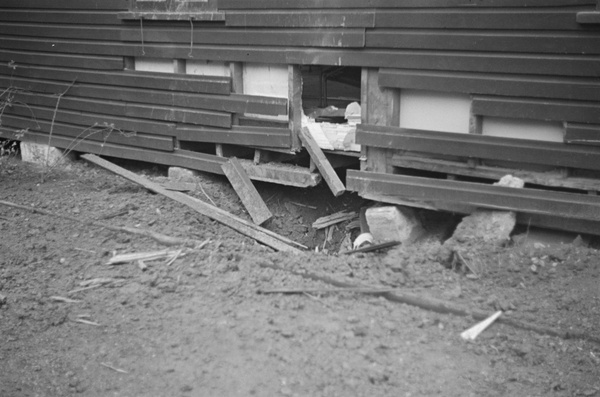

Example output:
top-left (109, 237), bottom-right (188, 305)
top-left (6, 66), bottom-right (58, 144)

top-left (437, 175), bottom-right (524, 267)
top-left (20, 141), bottom-right (76, 167)
top-left (168, 166), bottom-right (201, 183)
top-left (365, 206), bottom-right (424, 244)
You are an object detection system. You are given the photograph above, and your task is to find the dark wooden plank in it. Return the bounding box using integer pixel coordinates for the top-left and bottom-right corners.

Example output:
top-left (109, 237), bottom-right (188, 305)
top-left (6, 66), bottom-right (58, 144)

top-left (13, 92), bottom-right (232, 129)
top-left (1, 77), bottom-right (287, 116)
top-left (0, 50), bottom-right (123, 70)
top-left (0, 23), bottom-right (123, 41)
top-left (366, 30), bottom-right (600, 54)
top-left (1, 115), bottom-right (174, 152)
top-left (0, 0), bottom-right (128, 10)
top-left (1, 64), bottom-right (231, 95)
top-left (565, 123), bottom-right (600, 146)
top-left (117, 11), bottom-right (225, 20)
top-left (472, 96), bottom-right (600, 124)
top-left (356, 123), bottom-right (600, 171)
top-left (2, 36), bottom-right (599, 78)
top-left (374, 10), bottom-right (587, 30)
top-left (5, 103), bottom-right (177, 136)
top-left (0, 11), bottom-right (120, 25)
top-left (222, 157), bottom-right (273, 225)
top-left (121, 27), bottom-right (366, 48)
top-left (378, 69), bottom-right (600, 101)
top-left (390, 154), bottom-right (600, 192)
top-left (176, 125), bottom-right (291, 148)
top-left (224, 11), bottom-right (376, 28)
top-left (577, 10), bottom-right (600, 23)
top-left (299, 127), bottom-right (346, 196)
top-left (346, 170), bottom-right (600, 221)
top-left (218, 0), bottom-right (595, 8)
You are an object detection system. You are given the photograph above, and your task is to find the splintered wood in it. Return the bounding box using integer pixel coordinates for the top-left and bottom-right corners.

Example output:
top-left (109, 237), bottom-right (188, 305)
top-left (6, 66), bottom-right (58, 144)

top-left (312, 211), bottom-right (358, 230)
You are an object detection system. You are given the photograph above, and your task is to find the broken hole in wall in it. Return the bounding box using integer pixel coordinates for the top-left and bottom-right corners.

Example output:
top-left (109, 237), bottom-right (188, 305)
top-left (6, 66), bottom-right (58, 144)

top-left (300, 66), bottom-right (362, 152)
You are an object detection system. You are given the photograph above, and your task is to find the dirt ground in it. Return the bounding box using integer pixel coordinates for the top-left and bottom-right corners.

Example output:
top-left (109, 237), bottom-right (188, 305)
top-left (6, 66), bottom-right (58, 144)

top-left (0, 151), bottom-right (599, 397)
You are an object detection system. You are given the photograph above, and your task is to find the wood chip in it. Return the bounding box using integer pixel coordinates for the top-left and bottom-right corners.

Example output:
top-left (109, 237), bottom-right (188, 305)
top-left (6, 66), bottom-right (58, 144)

top-left (49, 296), bottom-right (81, 303)
top-left (73, 319), bottom-right (100, 326)
top-left (100, 362), bottom-right (129, 374)
top-left (107, 250), bottom-right (181, 265)
top-left (312, 211), bottom-right (357, 229)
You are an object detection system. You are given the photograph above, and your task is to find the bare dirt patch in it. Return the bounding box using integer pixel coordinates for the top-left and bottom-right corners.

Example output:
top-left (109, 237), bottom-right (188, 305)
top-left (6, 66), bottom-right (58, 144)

top-left (1, 154), bottom-right (599, 397)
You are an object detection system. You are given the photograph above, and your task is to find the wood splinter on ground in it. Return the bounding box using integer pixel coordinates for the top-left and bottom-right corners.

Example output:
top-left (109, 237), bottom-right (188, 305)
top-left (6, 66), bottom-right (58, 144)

top-left (461, 311), bottom-right (503, 341)
top-left (312, 211), bottom-right (358, 230)
top-left (107, 249), bottom-right (185, 265)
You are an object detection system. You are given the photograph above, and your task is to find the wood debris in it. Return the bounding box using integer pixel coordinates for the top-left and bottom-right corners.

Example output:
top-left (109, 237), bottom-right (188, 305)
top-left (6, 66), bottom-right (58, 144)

top-left (312, 211), bottom-right (358, 230)
top-left (73, 318), bottom-right (100, 326)
top-left (107, 249), bottom-right (183, 265)
top-left (100, 362), bottom-right (129, 374)
top-left (49, 296), bottom-right (81, 303)
top-left (81, 154), bottom-right (304, 254)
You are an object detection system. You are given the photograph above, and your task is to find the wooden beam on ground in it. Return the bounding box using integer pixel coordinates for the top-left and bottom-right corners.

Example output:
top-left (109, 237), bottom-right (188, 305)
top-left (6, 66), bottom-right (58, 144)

top-left (80, 154), bottom-right (304, 254)
top-left (299, 127), bottom-right (345, 197)
top-left (222, 157), bottom-right (273, 225)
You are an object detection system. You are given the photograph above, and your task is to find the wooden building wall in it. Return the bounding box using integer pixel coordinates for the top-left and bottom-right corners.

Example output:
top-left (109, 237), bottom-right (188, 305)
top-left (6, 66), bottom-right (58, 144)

top-left (2, 0), bottom-right (600, 232)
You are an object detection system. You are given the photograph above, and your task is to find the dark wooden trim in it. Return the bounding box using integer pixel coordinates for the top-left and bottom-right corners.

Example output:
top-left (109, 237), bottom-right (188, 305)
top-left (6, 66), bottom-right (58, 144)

top-left (13, 91), bottom-right (232, 129)
top-left (0, 0), bottom-right (128, 9)
top-left (577, 11), bottom-right (600, 23)
top-left (5, 103), bottom-right (177, 137)
top-left (118, 11), bottom-right (225, 21)
top-left (176, 125), bottom-right (292, 148)
top-left (0, 50), bottom-right (123, 70)
top-left (224, 11), bottom-right (376, 28)
top-left (378, 69), bottom-right (600, 101)
top-left (1, 64), bottom-right (231, 96)
top-left (471, 96), bottom-right (600, 124)
top-left (0, 11), bottom-right (120, 25)
top-left (366, 30), bottom-right (600, 54)
top-left (374, 9), bottom-right (587, 30)
top-left (356, 124), bottom-right (600, 171)
top-left (346, 170), bottom-right (600, 221)
top-left (390, 154), bottom-right (600, 192)
top-left (218, 0), bottom-right (595, 8)
top-left (3, 37), bottom-right (600, 78)
top-left (565, 123), bottom-right (600, 146)
top-left (121, 27), bottom-right (366, 48)
top-left (2, 77), bottom-right (287, 116)
top-left (2, 115), bottom-right (174, 152)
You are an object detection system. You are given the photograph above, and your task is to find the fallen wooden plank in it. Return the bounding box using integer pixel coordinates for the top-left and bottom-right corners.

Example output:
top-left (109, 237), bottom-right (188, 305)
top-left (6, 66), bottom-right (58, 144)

top-left (222, 157), bottom-right (273, 226)
top-left (299, 127), bottom-right (345, 197)
top-left (312, 211), bottom-right (357, 229)
top-left (81, 154), bottom-right (303, 254)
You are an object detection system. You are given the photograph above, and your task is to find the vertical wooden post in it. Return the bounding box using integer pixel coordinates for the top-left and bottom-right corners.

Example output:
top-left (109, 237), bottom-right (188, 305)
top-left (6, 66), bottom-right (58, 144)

top-left (360, 68), bottom-right (400, 173)
top-left (468, 110), bottom-right (483, 168)
top-left (229, 62), bottom-right (243, 126)
top-left (288, 65), bottom-right (303, 152)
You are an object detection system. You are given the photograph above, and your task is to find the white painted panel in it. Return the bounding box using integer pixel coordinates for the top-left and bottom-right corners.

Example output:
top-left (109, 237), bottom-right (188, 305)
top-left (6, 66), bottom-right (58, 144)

top-left (243, 63), bottom-right (288, 98)
top-left (134, 57), bottom-right (173, 73)
top-left (186, 60), bottom-right (230, 77)
top-left (243, 63), bottom-right (289, 121)
top-left (399, 89), bottom-right (471, 134)
top-left (482, 117), bottom-right (564, 143)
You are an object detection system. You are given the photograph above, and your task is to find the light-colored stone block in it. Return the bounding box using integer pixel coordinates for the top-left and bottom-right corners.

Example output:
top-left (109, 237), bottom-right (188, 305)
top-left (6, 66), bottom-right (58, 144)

top-left (365, 206), bottom-right (424, 244)
top-left (20, 141), bottom-right (75, 167)
top-left (168, 166), bottom-right (201, 183)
